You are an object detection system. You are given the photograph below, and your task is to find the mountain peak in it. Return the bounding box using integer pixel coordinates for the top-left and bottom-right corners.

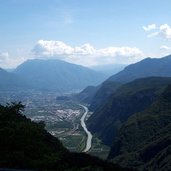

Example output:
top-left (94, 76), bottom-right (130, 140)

top-left (14, 58), bottom-right (106, 92)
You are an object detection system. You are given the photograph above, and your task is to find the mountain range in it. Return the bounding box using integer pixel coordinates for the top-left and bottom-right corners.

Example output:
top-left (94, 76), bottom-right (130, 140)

top-left (108, 55), bottom-right (171, 83)
top-left (82, 54), bottom-right (171, 111)
top-left (1, 54), bottom-right (171, 170)
top-left (82, 54), bottom-right (171, 170)
top-left (14, 59), bottom-right (108, 92)
top-left (0, 59), bottom-right (108, 92)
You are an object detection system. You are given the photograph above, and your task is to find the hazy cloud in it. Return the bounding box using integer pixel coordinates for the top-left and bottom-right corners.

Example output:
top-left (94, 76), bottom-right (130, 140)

top-left (32, 40), bottom-right (144, 66)
top-left (147, 32), bottom-right (159, 38)
top-left (143, 24), bottom-right (156, 31)
top-left (160, 45), bottom-right (171, 50)
top-left (0, 52), bottom-right (9, 60)
top-left (0, 52), bottom-right (26, 69)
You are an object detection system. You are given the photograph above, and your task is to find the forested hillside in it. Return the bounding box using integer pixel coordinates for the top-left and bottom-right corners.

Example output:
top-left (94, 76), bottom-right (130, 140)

top-left (0, 102), bottom-right (131, 171)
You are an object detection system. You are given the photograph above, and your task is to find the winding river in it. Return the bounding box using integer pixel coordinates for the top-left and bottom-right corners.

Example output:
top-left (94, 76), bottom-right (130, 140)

top-left (79, 104), bottom-right (93, 152)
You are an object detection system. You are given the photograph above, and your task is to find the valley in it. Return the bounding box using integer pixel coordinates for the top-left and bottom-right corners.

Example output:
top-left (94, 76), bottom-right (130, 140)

top-left (0, 90), bottom-right (110, 159)
top-left (2, 1), bottom-right (171, 170)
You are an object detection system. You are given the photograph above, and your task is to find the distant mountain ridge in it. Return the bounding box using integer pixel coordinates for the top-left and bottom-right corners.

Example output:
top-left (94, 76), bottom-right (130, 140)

top-left (91, 63), bottom-right (127, 77)
top-left (14, 59), bottom-right (106, 92)
top-left (108, 55), bottom-right (171, 82)
top-left (88, 54), bottom-right (171, 111)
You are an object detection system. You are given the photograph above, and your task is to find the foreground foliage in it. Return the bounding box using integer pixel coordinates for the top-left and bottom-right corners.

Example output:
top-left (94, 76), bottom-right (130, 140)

top-left (0, 102), bottom-right (130, 171)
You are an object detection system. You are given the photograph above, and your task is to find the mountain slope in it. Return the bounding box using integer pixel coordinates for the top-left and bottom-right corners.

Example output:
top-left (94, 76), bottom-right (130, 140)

top-left (89, 54), bottom-right (171, 111)
top-left (73, 85), bottom-right (99, 103)
top-left (0, 68), bottom-right (29, 90)
top-left (108, 55), bottom-right (171, 82)
top-left (91, 64), bottom-right (127, 77)
top-left (89, 81), bottom-right (122, 111)
top-left (108, 84), bottom-right (171, 171)
top-left (14, 59), bottom-right (106, 92)
top-left (87, 77), bottom-right (171, 146)
top-left (0, 102), bottom-right (131, 171)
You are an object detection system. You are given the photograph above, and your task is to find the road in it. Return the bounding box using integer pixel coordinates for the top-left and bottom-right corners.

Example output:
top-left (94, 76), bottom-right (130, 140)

top-left (79, 104), bottom-right (93, 152)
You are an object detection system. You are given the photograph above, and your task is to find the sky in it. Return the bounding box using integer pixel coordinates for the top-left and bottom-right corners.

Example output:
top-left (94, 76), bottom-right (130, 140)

top-left (1, 0), bottom-right (171, 68)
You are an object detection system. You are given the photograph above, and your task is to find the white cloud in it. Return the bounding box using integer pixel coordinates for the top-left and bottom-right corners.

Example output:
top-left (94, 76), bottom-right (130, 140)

top-left (143, 24), bottom-right (156, 31)
top-left (0, 41), bottom-right (144, 69)
top-left (144, 23), bottom-right (171, 40)
top-left (33, 40), bottom-right (74, 57)
top-left (159, 24), bottom-right (171, 39)
top-left (32, 40), bottom-right (144, 66)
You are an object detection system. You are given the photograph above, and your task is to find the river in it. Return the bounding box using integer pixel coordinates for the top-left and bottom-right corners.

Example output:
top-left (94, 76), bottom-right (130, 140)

top-left (79, 104), bottom-right (93, 152)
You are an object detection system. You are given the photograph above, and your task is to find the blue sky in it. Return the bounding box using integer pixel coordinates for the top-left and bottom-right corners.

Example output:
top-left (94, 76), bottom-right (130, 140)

top-left (1, 0), bottom-right (171, 68)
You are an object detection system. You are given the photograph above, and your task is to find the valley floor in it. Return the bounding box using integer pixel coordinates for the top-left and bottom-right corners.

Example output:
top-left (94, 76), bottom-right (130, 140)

top-left (0, 90), bottom-right (110, 159)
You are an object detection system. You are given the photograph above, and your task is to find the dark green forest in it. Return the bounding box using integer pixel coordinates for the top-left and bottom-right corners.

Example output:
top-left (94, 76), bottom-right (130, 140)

top-left (0, 102), bottom-right (131, 171)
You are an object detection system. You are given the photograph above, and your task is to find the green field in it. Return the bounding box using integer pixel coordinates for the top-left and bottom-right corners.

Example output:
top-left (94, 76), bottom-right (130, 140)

top-left (88, 136), bottom-right (110, 159)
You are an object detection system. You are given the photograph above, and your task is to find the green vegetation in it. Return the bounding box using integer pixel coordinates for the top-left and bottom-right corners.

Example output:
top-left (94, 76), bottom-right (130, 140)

top-left (0, 102), bottom-right (130, 171)
top-left (46, 121), bottom-right (73, 130)
top-left (86, 77), bottom-right (171, 170)
top-left (89, 81), bottom-right (122, 111)
top-left (88, 77), bottom-right (171, 146)
top-left (61, 134), bottom-right (86, 152)
top-left (89, 137), bottom-right (110, 160)
top-left (108, 84), bottom-right (171, 171)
